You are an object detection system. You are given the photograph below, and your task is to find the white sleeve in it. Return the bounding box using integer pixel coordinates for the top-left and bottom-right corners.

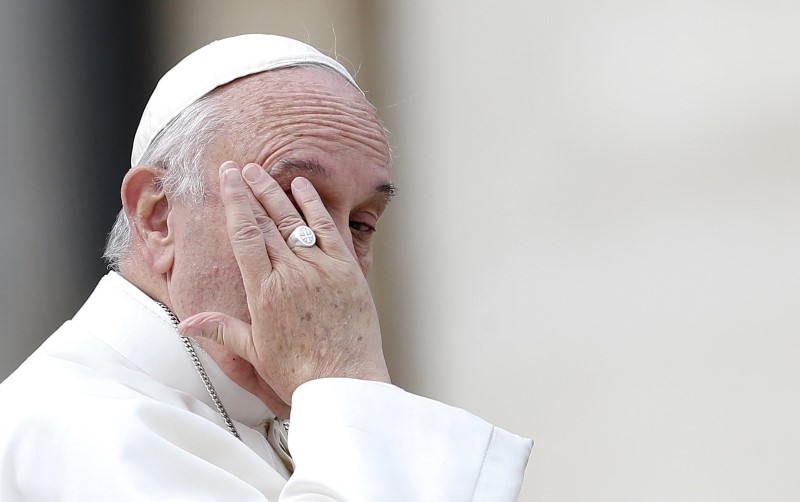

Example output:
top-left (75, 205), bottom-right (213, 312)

top-left (1, 375), bottom-right (531, 501)
top-left (283, 379), bottom-right (533, 502)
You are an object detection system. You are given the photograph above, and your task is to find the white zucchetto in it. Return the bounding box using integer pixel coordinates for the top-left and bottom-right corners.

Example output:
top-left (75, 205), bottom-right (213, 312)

top-left (131, 34), bottom-right (358, 167)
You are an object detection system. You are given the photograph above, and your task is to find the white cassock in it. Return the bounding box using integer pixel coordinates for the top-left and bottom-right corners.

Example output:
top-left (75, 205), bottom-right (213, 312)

top-left (0, 273), bottom-right (532, 501)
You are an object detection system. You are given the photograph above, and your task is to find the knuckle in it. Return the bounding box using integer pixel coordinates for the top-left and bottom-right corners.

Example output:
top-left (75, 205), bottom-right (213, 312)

top-left (312, 217), bottom-right (337, 234)
top-left (254, 213), bottom-right (275, 233)
top-left (213, 323), bottom-right (227, 345)
top-left (276, 215), bottom-right (306, 234)
top-left (253, 176), bottom-right (284, 203)
top-left (230, 222), bottom-right (263, 243)
top-left (258, 174), bottom-right (283, 193)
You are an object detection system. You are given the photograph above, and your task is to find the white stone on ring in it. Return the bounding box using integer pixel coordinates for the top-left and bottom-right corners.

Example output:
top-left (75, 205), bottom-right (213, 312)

top-left (287, 225), bottom-right (316, 248)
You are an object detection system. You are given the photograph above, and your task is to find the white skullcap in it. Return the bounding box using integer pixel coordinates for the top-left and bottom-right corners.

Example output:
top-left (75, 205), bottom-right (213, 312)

top-left (131, 34), bottom-right (359, 167)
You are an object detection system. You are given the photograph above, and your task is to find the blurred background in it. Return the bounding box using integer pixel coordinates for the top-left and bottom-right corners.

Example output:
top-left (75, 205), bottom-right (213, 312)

top-left (1, 1), bottom-right (798, 500)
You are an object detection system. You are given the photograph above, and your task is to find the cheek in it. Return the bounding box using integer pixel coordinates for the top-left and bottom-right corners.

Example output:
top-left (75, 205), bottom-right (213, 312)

top-left (329, 217), bottom-right (373, 275)
top-left (174, 208), bottom-right (250, 319)
top-left (180, 246), bottom-right (250, 320)
top-left (334, 223), bottom-right (372, 275)
top-left (181, 213), bottom-right (233, 272)
top-left (356, 245), bottom-right (373, 276)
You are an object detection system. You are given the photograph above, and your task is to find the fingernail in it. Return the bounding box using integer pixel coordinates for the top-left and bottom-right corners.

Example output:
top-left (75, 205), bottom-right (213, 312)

top-left (179, 325), bottom-right (201, 338)
top-left (223, 167), bottom-right (242, 185)
top-left (242, 163), bottom-right (263, 183)
top-left (292, 176), bottom-right (309, 190)
top-left (219, 160), bottom-right (238, 173)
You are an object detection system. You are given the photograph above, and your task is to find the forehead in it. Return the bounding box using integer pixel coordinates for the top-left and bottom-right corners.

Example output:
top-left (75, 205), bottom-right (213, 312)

top-left (210, 66), bottom-right (391, 172)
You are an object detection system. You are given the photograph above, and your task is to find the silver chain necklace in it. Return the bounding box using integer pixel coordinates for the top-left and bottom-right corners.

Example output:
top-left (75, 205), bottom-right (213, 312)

top-left (156, 302), bottom-right (241, 440)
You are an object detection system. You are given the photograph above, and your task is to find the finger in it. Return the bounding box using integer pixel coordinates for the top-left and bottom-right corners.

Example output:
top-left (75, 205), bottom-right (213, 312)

top-left (240, 163), bottom-right (296, 263)
top-left (244, 179), bottom-right (280, 243)
top-left (241, 163), bottom-right (307, 240)
top-left (219, 163), bottom-right (273, 288)
top-left (290, 176), bottom-right (352, 260)
top-left (238, 164), bottom-right (288, 261)
top-left (178, 311), bottom-right (256, 363)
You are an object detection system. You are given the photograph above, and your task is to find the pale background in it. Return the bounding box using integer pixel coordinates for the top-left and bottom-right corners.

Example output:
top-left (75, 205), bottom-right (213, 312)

top-left (1, 1), bottom-right (798, 501)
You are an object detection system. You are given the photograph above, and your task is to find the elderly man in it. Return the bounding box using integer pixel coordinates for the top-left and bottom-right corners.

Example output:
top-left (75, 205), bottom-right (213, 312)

top-left (0, 35), bottom-right (532, 500)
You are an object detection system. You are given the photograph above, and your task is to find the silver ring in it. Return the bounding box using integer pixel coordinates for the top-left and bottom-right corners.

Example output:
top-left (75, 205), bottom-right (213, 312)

top-left (287, 225), bottom-right (316, 249)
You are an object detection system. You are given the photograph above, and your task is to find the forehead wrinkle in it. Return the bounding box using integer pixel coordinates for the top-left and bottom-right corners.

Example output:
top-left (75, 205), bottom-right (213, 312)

top-left (282, 120), bottom-right (388, 159)
top-left (273, 95), bottom-right (379, 125)
top-left (270, 158), bottom-right (331, 179)
top-left (263, 100), bottom-right (388, 158)
top-left (212, 66), bottom-right (382, 130)
top-left (247, 111), bottom-right (390, 169)
top-left (264, 82), bottom-right (377, 112)
top-left (228, 72), bottom-right (382, 128)
top-left (252, 126), bottom-right (388, 173)
top-left (273, 110), bottom-right (384, 141)
top-left (214, 66), bottom-right (391, 170)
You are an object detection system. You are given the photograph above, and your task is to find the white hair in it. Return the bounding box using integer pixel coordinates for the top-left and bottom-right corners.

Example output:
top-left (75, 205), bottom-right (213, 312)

top-left (103, 94), bottom-right (223, 271)
top-left (104, 65), bottom-right (389, 271)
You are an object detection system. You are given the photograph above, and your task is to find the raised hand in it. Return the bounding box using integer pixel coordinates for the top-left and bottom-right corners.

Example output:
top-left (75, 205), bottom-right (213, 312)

top-left (178, 161), bottom-right (391, 405)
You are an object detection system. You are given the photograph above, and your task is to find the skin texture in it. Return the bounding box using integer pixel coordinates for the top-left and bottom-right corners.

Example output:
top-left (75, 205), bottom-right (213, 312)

top-left (119, 66), bottom-right (393, 416)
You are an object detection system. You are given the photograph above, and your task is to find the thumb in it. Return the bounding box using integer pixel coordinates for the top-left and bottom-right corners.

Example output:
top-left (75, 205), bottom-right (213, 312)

top-left (178, 312), bottom-right (254, 361)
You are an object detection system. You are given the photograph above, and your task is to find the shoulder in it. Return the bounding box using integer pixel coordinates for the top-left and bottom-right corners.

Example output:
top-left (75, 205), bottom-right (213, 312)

top-left (0, 321), bottom-right (281, 500)
top-left (0, 319), bottom-right (200, 450)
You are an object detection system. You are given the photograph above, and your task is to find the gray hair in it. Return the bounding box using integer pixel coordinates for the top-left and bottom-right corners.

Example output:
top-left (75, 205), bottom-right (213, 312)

top-left (103, 65), bottom-right (389, 271)
top-left (103, 94), bottom-right (223, 271)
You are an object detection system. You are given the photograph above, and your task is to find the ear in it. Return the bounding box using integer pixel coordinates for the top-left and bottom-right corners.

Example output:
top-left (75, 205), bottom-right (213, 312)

top-left (121, 165), bottom-right (174, 274)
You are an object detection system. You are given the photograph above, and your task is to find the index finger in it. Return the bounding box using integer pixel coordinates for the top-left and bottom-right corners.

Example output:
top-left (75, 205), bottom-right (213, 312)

top-left (219, 163), bottom-right (273, 292)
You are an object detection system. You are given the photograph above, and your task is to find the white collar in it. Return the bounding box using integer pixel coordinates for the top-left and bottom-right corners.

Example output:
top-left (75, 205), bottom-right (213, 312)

top-left (72, 272), bottom-right (275, 429)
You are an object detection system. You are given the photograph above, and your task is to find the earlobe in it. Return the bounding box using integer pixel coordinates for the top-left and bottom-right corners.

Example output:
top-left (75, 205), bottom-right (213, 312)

top-left (121, 166), bottom-right (174, 274)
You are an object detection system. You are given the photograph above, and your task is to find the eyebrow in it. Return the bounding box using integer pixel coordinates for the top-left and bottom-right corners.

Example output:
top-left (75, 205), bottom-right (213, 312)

top-left (271, 158), bottom-right (398, 204)
top-left (272, 158), bottom-right (331, 179)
